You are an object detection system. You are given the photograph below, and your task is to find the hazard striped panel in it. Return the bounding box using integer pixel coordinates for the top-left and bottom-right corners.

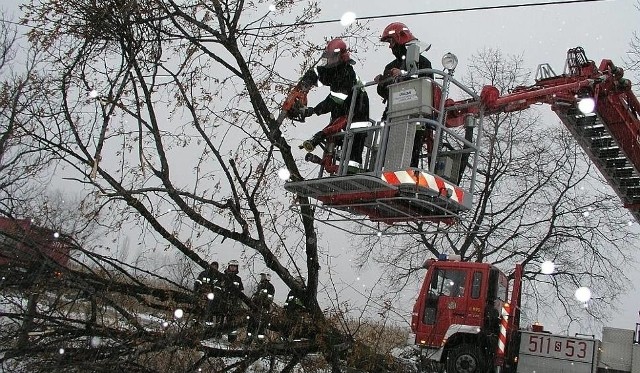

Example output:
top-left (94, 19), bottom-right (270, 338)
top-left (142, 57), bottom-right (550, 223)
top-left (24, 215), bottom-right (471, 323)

top-left (496, 302), bottom-right (511, 367)
top-left (381, 169), bottom-right (466, 205)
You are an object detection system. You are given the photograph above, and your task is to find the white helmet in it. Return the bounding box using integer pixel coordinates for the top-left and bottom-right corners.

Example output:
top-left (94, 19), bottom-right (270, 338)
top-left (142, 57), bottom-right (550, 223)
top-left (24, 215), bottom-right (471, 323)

top-left (227, 260), bottom-right (239, 274)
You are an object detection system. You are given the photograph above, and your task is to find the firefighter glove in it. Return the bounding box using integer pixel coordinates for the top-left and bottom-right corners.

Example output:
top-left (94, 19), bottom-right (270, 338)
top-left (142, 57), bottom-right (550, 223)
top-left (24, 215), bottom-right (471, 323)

top-left (299, 131), bottom-right (325, 152)
top-left (301, 69), bottom-right (318, 88)
top-left (303, 107), bottom-right (315, 117)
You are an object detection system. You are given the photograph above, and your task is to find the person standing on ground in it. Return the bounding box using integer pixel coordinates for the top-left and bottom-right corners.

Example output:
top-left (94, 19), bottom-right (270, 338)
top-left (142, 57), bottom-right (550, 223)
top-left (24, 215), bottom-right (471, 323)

top-left (246, 271), bottom-right (275, 344)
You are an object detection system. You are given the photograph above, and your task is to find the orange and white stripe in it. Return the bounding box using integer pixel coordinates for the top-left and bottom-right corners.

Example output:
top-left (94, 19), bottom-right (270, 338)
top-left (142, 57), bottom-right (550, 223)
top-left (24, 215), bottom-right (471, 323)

top-left (497, 303), bottom-right (511, 359)
top-left (381, 169), bottom-right (465, 205)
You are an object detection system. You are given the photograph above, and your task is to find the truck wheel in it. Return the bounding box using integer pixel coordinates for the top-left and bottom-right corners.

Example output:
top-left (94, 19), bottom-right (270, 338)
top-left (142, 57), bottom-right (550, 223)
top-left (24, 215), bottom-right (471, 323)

top-left (446, 344), bottom-right (487, 373)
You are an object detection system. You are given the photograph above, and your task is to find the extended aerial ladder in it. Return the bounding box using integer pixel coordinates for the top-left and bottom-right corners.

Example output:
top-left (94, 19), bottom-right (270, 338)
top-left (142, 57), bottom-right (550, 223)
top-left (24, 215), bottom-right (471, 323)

top-left (454, 47), bottom-right (640, 222)
top-left (284, 47), bottom-right (640, 231)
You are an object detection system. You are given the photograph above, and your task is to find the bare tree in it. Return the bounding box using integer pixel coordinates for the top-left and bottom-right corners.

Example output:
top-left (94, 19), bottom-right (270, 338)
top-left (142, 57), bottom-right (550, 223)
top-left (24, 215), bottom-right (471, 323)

top-left (0, 18), bottom-right (55, 218)
top-left (626, 1), bottom-right (640, 93)
top-left (0, 1), bottom-right (416, 372)
top-left (364, 48), bottom-right (638, 334)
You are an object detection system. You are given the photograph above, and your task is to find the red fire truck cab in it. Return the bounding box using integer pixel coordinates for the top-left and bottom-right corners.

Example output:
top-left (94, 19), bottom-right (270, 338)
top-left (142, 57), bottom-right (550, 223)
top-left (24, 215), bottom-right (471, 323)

top-left (0, 217), bottom-right (72, 276)
top-left (411, 255), bottom-right (522, 372)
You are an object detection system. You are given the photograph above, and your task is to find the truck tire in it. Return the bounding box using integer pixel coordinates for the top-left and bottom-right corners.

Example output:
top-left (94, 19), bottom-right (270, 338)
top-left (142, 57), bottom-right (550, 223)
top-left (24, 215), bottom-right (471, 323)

top-left (446, 344), bottom-right (487, 373)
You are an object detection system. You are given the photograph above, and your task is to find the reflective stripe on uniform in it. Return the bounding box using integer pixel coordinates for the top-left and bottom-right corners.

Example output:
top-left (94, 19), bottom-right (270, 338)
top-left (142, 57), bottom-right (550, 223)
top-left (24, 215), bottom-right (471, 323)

top-left (350, 121), bottom-right (369, 129)
top-left (330, 91), bottom-right (348, 103)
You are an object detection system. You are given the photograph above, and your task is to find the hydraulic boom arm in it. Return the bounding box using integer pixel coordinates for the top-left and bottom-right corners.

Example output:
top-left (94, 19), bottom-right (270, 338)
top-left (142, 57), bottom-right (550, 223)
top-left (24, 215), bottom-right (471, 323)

top-left (447, 47), bottom-right (640, 221)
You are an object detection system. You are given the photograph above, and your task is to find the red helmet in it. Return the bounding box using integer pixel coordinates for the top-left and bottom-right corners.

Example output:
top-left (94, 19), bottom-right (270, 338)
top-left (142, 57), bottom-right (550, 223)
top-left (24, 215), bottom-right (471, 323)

top-left (322, 38), bottom-right (351, 67)
top-left (380, 22), bottom-right (416, 45)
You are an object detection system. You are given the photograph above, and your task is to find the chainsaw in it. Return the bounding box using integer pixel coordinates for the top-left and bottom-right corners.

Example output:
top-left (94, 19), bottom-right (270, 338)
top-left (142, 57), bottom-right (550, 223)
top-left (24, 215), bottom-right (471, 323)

top-left (276, 61), bottom-right (321, 125)
top-left (279, 85), bottom-right (310, 123)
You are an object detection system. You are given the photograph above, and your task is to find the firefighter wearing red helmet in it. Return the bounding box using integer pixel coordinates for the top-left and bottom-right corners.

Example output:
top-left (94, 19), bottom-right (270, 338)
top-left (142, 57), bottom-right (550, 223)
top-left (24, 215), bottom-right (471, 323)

top-left (376, 22), bottom-right (433, 106)
top-left (320, 38), bottom-right (351, 67)
top-left (297, 38), bottom-right (370, 168)
top-left (376, 22), bottom-right (434, 167)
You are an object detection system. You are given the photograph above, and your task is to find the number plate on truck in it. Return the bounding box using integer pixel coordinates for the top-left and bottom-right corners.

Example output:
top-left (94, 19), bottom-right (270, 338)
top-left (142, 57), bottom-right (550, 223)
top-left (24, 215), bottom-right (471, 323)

top-left (517, 331), bottom-right (598, 373)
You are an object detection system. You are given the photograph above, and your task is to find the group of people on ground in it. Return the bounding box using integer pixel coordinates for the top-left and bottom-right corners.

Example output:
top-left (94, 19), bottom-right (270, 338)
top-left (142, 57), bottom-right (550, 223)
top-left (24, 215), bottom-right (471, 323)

top-left (297, 22), bottom-right (434, 169)
top-left (193, 260), bottom-right (245, 341)
top-left (193, 259), bottom-right (308, 344)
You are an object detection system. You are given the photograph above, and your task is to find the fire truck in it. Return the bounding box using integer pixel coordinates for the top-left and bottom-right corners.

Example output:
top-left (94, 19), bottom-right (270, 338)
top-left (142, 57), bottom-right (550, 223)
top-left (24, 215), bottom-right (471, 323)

top-left (284, 46), bottom-right (640, 232)
top-left (410, 254), bottom-right (640, 373)
top-left (0, 217), bottom-right (72, 277)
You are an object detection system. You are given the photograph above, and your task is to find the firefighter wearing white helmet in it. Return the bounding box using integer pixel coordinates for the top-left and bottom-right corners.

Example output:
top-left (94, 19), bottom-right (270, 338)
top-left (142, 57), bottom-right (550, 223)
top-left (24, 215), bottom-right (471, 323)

top-left (257, 272), bottom-right (275, 296)
top-left (223, 260), bottom-right (243, 299)
top-left (296, 38), bottom-right (370, 170)
top-left (245, 270), bottom-right (276, 345)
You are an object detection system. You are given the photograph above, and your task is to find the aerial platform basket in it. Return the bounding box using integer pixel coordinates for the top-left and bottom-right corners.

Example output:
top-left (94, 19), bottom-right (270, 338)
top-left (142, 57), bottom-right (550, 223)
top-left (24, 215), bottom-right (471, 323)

top-left (285, 169), bottom-right (472, 224)
top-left (285, 71), bottom-right (483, 228)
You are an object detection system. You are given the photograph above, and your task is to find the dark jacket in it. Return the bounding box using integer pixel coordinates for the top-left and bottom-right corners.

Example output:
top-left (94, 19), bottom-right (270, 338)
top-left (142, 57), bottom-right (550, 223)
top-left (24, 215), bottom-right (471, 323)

top-left (224, 272), bottom-right (244, 293)
top-left (284, 290), bottom-right (307, 314)
top-left (377, 54), bottom-right (433, 103)
top-left (217, 271), bottom-right (244, 314)
top-left (302, 63), bottom-right (369, 124)
top-left (252, 280), bottom-right (275, 309)
top-left (194, 268), bottom-right (220, 293)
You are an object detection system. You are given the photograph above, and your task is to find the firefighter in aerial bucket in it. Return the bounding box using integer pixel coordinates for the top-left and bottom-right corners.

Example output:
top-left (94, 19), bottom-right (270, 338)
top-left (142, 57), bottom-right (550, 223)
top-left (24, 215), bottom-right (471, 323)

top-left (375, 22), bottom-right (435, 168)
top-left (295, 38), bottom-right (370, 172)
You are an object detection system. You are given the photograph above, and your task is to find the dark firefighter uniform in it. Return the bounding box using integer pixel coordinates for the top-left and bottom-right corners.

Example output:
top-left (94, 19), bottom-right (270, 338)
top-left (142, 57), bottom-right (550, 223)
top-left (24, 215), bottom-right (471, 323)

top-left (299, 38), bottom-right (370, 167)
top-left (283, 278), bottom-right (310, 341)
top-left (193, 262), bottom-right (224, 326)
top-left (220, 261), bottom-right (243, 342)
top-left (377, 22), bottom-right (434, 168)
top-left (246, 272), bottom-right (275, 344)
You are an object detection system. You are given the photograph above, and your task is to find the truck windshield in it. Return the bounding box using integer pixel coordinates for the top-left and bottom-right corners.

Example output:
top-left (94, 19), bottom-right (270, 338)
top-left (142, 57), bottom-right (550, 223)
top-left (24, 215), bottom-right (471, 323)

top-left (431, 268), bottom-right (467, 297)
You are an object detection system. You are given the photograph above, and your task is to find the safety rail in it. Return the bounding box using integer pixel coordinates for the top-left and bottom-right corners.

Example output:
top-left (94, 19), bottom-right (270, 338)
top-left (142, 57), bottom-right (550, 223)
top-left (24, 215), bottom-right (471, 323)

top-left (284, 67), bottom-right (484, 228)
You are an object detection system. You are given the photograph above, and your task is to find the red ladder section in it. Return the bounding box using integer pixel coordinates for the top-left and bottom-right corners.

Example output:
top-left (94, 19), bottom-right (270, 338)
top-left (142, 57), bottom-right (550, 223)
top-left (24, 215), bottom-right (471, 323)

top-left (463, 47), bottom-right (640, 222)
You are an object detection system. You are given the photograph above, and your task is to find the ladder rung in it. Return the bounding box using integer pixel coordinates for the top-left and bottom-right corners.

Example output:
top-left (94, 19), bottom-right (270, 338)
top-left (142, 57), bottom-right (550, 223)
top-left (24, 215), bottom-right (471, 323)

top-left (622, 186), bottom-right (640, 196)
top-left (581, 126), bottom-right (606, 138)
top-left (613, 168), bottom-right (635, 178)
top-left (618, 177), bottom-right (640, 187)
top-left (589, 136), bottom-right (613, 147)
top-left (596, 148), bottom-right (621, 159)
top-left (605, 158), bottom-right (628, 169)
top-left (574, 115), bottom-right (598, 127)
